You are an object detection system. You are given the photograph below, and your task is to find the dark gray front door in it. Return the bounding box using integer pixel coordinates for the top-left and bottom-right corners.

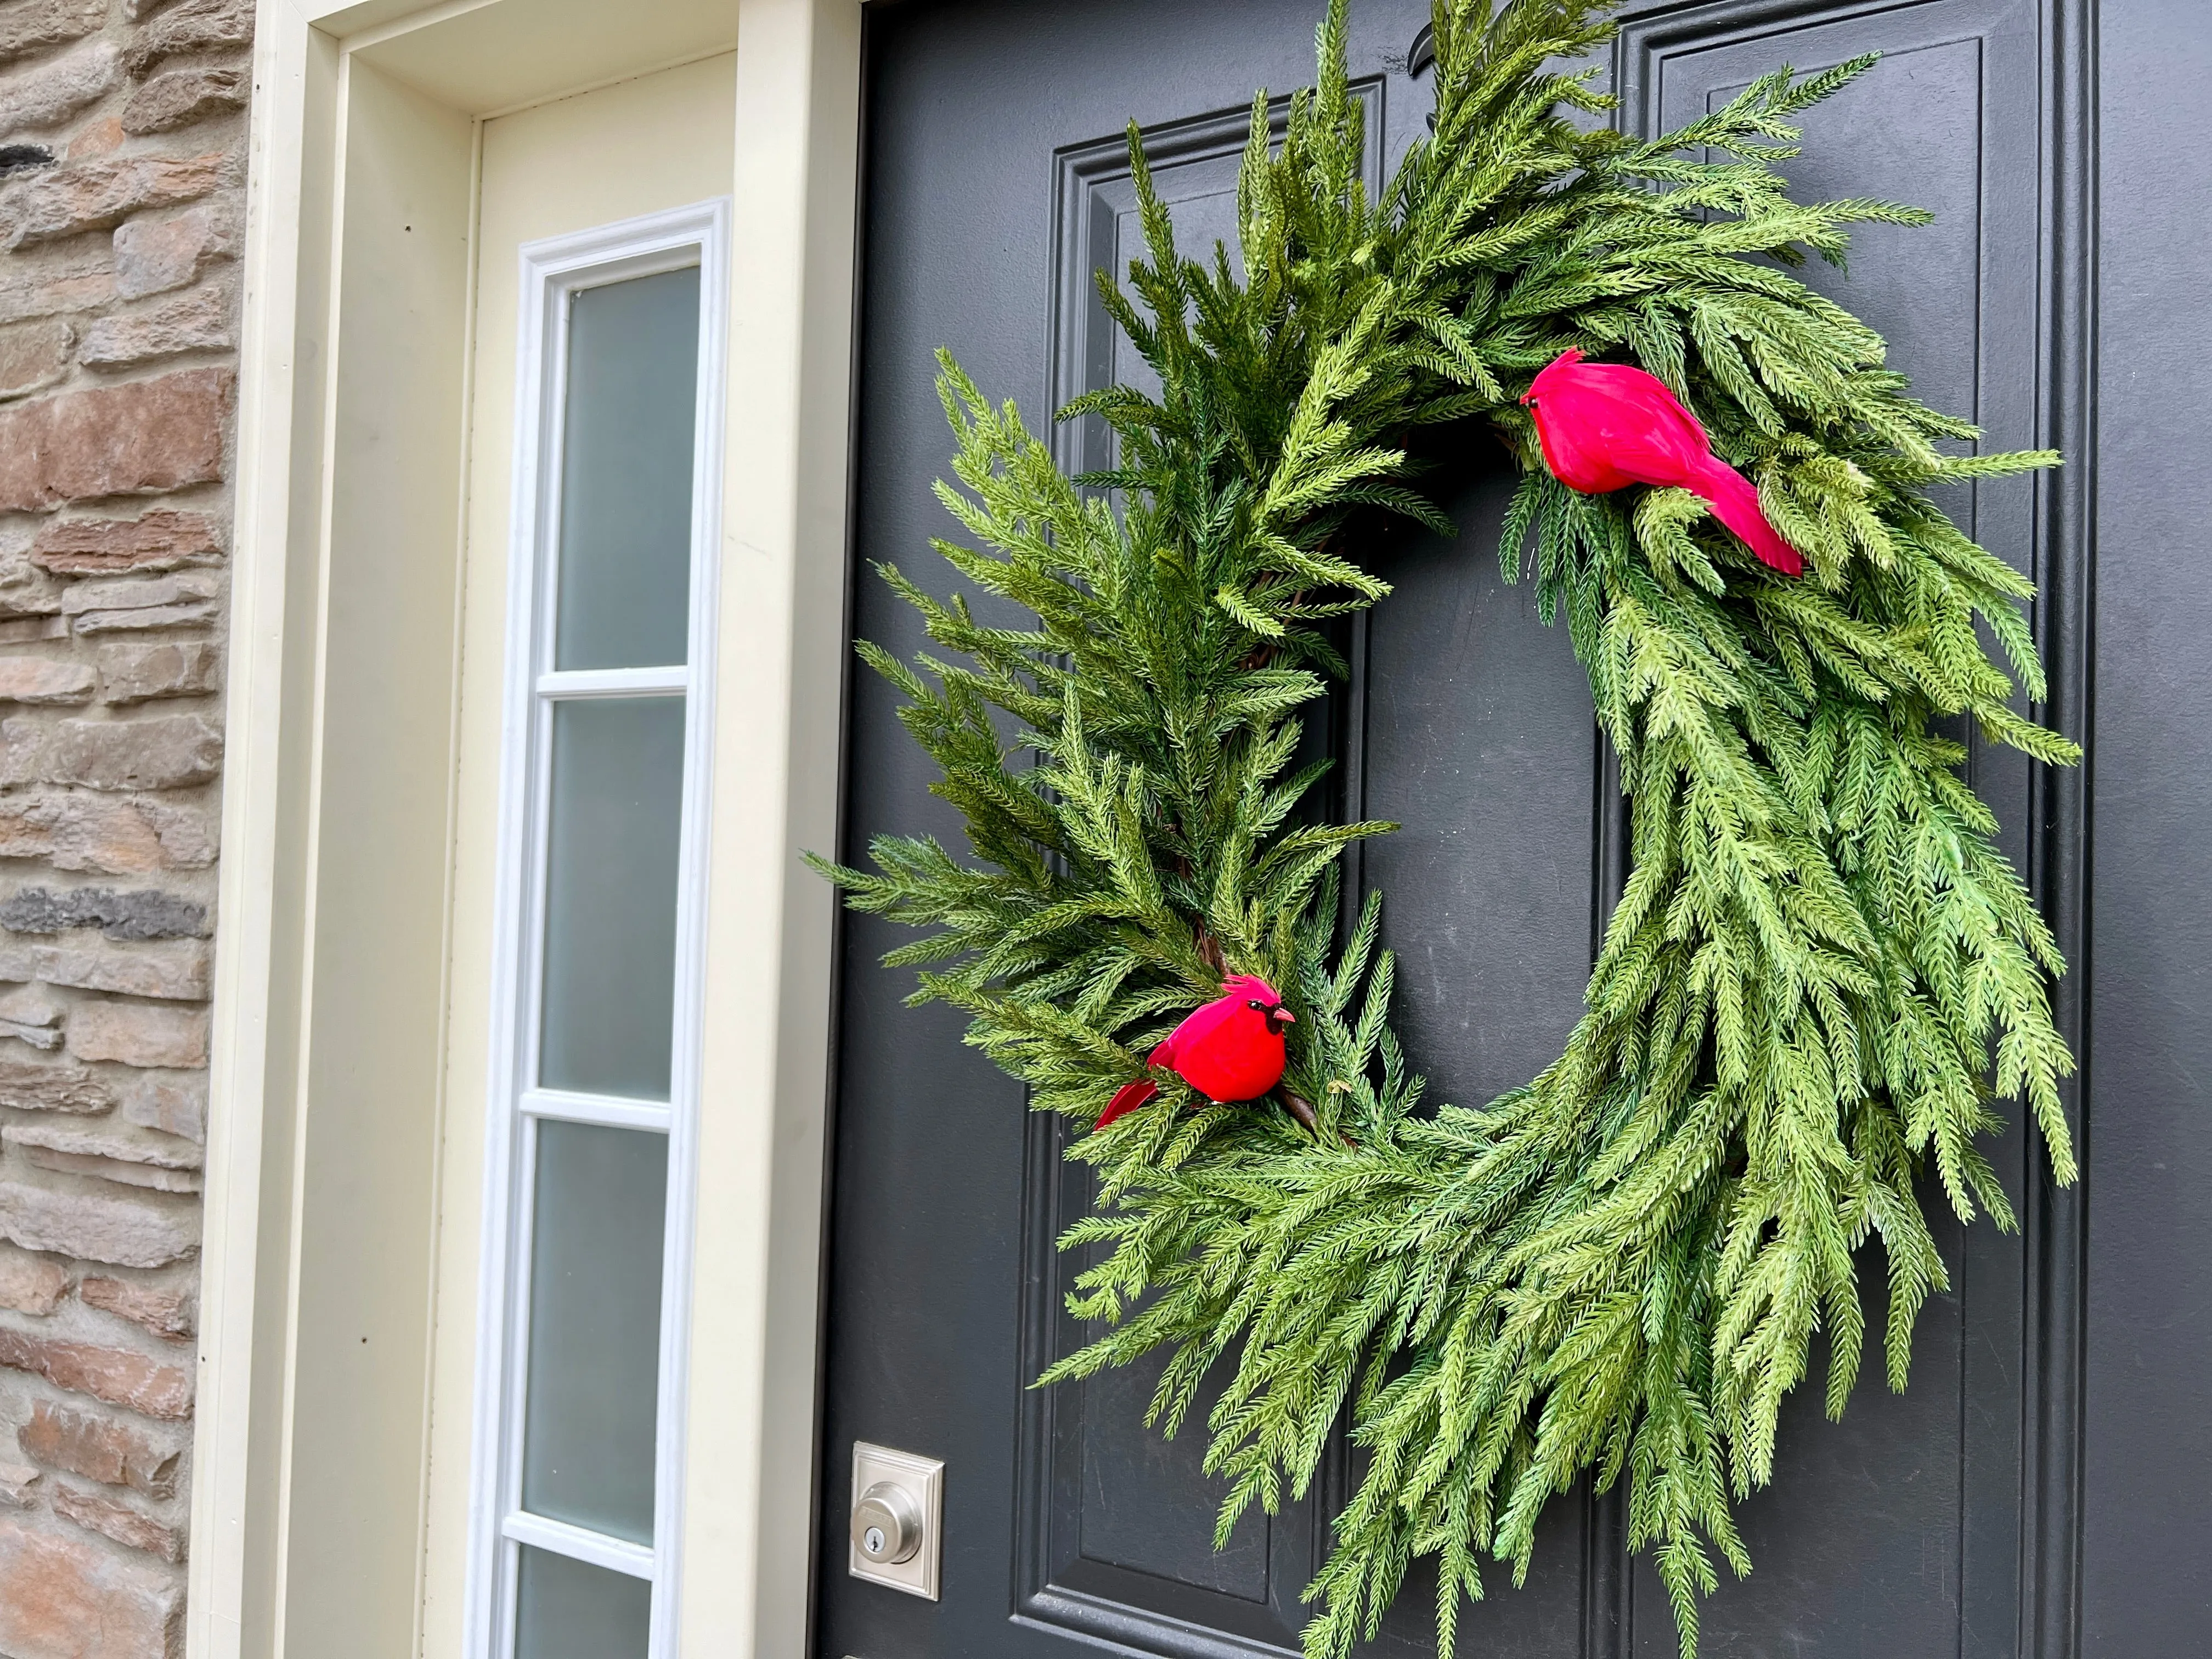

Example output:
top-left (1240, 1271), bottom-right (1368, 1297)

top-left (816, 2), bottom-right (2211, 1656)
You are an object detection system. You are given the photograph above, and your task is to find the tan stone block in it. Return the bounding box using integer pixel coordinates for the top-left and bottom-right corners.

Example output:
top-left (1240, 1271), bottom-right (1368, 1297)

top-left (0, 661), bottom-right (83, 710)
top-left (64, 1000), bottom-right (207, 1068)
top-left (125, 0), bottom-right (252, 76)
top-left (109, 206), bottom-right (227, 302)
top-left (7, 1123), bottom-right (202, 1172)
top-left (21, 1401), bottom-right (180, 1497)
top-left (0, 583), bottom-right (56, 627)
top-left (0, 791), bottom-right (215, 873)
top-left (0, 1516), bottom-right (181, 1657)
top-left (0, 1242), bottom-right (64, 1312)
top-left (77, 283), bottom-right (231, 369)
top-left (0, 266), bottom-right (111, 327)
top-left (0, 314), bottom-right (66, 398)
top-left (0, 368), bottom-right (229, 511)
top-left (61, 574), bottom-right (219, 618)
top-left (96, 641), bottom-right (216, 704)
top-left (0, 560), bottom-right (64, 623)
top-left (53, 1482), bottom-right (184, 1562)
top-left (0, 984), bottom-right (64, 1048)
top-left (130, 797), bottom-right (215, 868)
top-left (71, 602), bottom-right (215, 634)
top-left (0, 653), bottom-right (89, 703)
top-left (0, 0), bottom-right (106, 69)
top-left (0, 1181), bottom-right (198, 1267)
top-left (63, 571), bottom-right (219, 634)
top-left (0, 1052), bottom-right (110, 1112)
top-left (114, 1069), bottom-right (201, 1141)
top-left (0, 153), bottom-right (228, 250)
top-left (0, 38), bottom-right (117, 139)
top-left (0, 519), bottom-right (57, 596)
top-left (8, 1121), bottom-right (202, 1192)
top-left (0, 983), bottom-right (61, 1020)
top-left (0, 1459), bottom-right (36, 1506)
top-left (0, 1016), bottom-right (60, 1048)
top-left (19, 1147), bottom-right (199, 1192)
top-left (63, 115), bottom-right (120, 161)
top-left (24, 939), bottom-right (210, 1001)
top-left (5, 713), bottom-right (224, 791)
top-left (0, 1326), bottom-right (193, 1418)
top-left (0, 616), bottom-right (65, 644)
top-left (77, 1274), bottom-right (191, 1341)
top-left (32, 509), bottom-right (223, 574)
top-left (120, 63), bottom-right (247, 138)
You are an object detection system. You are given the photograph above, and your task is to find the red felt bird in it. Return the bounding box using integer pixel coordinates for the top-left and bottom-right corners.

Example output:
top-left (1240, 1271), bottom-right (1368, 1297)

top-left (1096, 975), bottom-right (1295, 1129)
top-left (1519, 348), bottom-right (1803, 577)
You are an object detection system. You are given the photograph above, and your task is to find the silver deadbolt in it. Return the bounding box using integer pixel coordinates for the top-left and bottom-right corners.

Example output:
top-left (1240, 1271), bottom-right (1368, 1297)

top-left (848, 1441), bottom-right (944, 1599)
top-left (851, 1480), bottom-right (923, 1564)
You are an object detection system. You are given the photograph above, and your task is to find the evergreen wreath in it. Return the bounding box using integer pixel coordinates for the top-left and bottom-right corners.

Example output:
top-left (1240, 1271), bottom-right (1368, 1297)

top-left (815, 1), bottom-right (2079, 1652)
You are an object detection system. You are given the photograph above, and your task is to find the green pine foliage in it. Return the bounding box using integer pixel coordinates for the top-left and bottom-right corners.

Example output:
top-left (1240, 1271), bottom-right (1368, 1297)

top-left (811, 1), bottom-right (2078, 1653)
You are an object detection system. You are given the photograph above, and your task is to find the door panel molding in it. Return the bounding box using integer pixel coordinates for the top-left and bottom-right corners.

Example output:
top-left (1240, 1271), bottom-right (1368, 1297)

top-left (1015, 88), bottom-right (1386, 1659)
top-left (1613, 4), bottom-right (2095, 1656)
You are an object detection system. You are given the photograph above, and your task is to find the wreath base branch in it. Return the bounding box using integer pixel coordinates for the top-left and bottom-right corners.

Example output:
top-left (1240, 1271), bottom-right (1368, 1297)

top-left (816, 3), bottom-right (2078, 1654)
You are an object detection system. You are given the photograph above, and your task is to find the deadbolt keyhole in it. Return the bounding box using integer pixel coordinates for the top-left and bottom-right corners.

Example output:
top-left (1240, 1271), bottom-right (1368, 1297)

top-left (851, 1480), bottom-right (923, 1565)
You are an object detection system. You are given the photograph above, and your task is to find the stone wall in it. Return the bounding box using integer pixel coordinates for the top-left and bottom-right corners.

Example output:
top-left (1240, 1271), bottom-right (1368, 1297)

top-left (0, 0), bottom-right (249, 1652)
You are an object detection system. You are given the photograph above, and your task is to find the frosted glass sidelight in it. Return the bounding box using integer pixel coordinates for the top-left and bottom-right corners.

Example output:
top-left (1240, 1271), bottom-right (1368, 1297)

top-left (520, 1120), bottom-right (669, 1543)
top-left (515, 1545), bottom-right (652, 1659)
top-left (538, 697), bottom-right (685, 1100)
top-left (554, 266), bottom-right (700, 670)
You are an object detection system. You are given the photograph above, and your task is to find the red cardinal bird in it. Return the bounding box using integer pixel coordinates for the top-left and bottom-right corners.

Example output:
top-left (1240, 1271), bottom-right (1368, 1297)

top-left (1519, 348), bottom-right (1803, 577)
top-left (1096, 975), bottom-right (1295, 1129)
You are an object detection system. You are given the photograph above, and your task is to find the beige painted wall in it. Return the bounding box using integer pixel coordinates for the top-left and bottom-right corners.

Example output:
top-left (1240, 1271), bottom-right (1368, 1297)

top-left (421, 53), bottom-right (740, 1659)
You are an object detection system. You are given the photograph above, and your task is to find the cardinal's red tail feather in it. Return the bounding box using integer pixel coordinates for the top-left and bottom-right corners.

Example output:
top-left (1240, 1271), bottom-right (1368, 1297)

top-left (1689, 454), bottom-right (1803, 577)
top-left (1097, 1077), bottom-right (1159, 1129)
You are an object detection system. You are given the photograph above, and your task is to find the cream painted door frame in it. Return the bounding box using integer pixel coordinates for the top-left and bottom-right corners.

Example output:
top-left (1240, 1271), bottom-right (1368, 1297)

top-left (204, 2), bottom-right (861, 1655)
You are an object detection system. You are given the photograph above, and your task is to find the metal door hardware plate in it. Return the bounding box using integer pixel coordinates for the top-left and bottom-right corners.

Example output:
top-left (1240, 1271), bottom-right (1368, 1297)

top-left (848, 1441), bottom-right (944, 1599)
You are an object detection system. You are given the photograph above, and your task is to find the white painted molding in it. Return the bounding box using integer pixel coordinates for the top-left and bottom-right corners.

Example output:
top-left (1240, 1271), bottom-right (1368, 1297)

top-left (191, 4), bottom-right (330, 1656)
top-left (682, 3), bottom-right (863, 1655)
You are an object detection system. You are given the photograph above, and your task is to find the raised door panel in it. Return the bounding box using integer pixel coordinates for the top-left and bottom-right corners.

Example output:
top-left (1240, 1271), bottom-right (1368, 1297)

top-left (1613, 3), bottom-right (2087, 1655)
top-left (1019, 101), bottom-right (1350, 1659)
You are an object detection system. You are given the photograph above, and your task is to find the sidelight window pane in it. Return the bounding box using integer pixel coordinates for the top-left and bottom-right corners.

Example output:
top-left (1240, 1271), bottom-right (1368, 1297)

top-left (515, 1546), bottom-right (652, 1659)
top-left (538, 697), bottom-right (686, 1100)
top-left (490, 210), bottom-right (723, 1659)
top-left (520, 1120), bottom-right (669, 1543)
top-left (554, 267), bottom-right (700, 671)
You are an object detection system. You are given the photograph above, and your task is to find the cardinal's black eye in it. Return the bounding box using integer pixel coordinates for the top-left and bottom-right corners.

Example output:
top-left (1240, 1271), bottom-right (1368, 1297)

top-left (1248, 998), bottom-right (1266, 1011)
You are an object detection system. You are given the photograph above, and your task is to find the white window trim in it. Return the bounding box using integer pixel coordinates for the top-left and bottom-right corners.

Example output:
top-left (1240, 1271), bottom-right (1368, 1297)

top-left (465, 197), bottom-right (733, 1659)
